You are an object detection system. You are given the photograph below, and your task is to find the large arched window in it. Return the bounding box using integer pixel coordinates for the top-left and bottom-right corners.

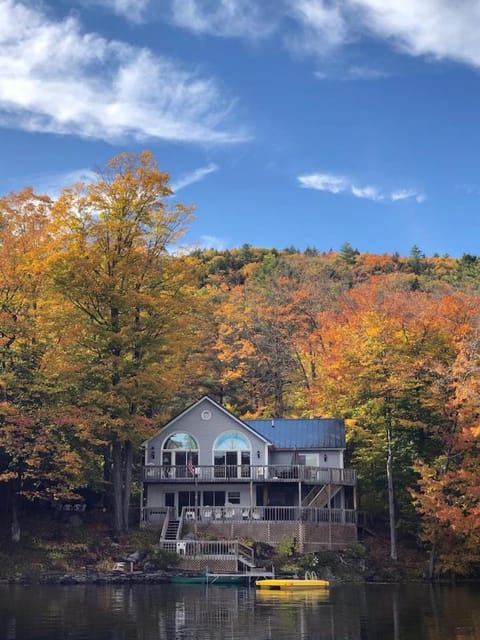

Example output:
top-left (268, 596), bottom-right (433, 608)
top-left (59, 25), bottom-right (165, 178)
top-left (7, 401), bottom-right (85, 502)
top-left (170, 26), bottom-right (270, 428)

top-left (214, 431), bottom-right (251, 478)
top-left (162, 433), bottom-right (198, 477)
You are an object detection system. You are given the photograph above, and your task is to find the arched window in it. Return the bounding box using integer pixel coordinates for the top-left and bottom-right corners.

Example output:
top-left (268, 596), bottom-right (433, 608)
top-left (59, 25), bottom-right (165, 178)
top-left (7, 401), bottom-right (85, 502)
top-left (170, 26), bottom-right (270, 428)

top-left (162, 433), bottom-right (198, 477)
top-left (214, 431), bottom-right (251, 478)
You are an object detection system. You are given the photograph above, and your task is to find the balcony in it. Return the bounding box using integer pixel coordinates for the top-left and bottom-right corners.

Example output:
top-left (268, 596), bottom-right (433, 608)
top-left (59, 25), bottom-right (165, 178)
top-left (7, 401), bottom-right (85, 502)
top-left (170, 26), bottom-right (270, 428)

top-left (142, 505), bottom-right (357, 526)
top-left (143, 464), bottom-right (356, 485)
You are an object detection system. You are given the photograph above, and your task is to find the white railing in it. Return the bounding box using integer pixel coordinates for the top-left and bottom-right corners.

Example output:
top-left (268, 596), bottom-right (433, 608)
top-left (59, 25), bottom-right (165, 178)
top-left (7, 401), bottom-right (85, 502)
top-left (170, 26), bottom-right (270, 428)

top-left (159, 539), bottom-right (243, 558)
top-left (143, 465), bottom-right (356, 484)
top-left (143, 505), bottom-right (356, 525)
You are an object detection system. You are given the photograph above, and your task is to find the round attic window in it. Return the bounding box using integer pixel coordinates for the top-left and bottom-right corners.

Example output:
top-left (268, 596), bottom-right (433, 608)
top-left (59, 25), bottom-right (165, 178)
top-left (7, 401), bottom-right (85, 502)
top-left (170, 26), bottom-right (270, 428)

top-left (201, 409), bottom-right (212, 421)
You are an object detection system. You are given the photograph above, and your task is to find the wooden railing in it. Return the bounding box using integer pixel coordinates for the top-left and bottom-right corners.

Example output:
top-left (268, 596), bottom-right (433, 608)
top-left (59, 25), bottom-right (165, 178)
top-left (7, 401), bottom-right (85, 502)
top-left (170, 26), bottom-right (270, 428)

top-left (143, 505), bottom-right (357, 526)
top-left (159, 539), bottom-right (245, 559)
top-left (143, 465), bottom-right (356, 484)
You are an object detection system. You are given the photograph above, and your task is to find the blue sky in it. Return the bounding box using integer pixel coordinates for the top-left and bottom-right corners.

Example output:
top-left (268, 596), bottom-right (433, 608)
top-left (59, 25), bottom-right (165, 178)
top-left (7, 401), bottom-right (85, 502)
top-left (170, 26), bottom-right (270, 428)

top-left (2, 0), bottom-right (480, 256)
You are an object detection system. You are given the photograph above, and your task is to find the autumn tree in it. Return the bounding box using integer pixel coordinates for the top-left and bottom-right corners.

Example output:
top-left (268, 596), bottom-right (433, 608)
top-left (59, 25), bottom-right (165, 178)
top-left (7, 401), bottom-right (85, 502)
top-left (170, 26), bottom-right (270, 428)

top-left (311, 277), bottom-right (458, 560)
top-left (49, 151), bottom-right (197, 535)
top-left (413, 313), bottom-right (480, 576)
top-left (0, 189), bottom-right (89, 541)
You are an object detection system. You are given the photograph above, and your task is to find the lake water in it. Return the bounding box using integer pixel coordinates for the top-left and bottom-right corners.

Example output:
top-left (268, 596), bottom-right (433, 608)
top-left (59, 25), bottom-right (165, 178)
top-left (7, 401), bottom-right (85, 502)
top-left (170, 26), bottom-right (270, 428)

top-left (1, 582), bottom-right (480, 639)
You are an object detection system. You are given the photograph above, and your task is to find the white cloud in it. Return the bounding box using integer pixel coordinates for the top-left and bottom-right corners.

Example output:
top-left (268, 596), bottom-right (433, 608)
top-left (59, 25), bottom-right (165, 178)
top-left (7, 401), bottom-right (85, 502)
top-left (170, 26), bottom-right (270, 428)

top-left (346, 65), bottom-right (390, 79)
top-left (298, 172), bottom-right (348, 194)
top-left (33, 168), bottom-right (98, 198)
top-left (285, 0), bottom-right (349, 56)
top-left (351, 184), bottom-right (383, 201)
top-left (197, 235), bottom-right (228, 250)
top-left (0, 0), bottom-right (246, 144)
top-left (391, 188), bottom-right (426, 203)
top-left (350, 0), bottom-right (480, 68)
top-left (171, 163), bottom-right (218, 192)
top-left (314, 64), bottom-right (390, 81)
top-left (292, 0), bottom-right (480, 68)
top-left (82, 0), bottom-right (151, 23)
top-left (299, 171), bottom-right (425, 203)
top-left (163, 1), bottom-right (480, 71)
top-left (169, 0), bottom-right (277, 38)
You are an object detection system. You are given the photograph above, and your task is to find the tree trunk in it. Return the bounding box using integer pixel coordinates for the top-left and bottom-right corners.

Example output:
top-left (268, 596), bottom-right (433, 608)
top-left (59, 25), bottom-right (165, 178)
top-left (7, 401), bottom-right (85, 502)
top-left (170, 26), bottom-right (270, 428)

top-left (112, 436), bottom-right (124, 537)
top-left (10, 480), bottom-right (21, 543)
top-left (122, 440), bottom-right (133, 533)
top-left (386, 423), bottom-right (397, 561)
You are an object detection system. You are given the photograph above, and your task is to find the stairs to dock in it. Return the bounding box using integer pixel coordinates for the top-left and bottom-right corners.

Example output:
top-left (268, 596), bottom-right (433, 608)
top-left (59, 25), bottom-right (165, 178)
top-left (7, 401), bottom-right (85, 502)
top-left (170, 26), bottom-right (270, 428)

top-left (163, 519), bottom-right (181, 540)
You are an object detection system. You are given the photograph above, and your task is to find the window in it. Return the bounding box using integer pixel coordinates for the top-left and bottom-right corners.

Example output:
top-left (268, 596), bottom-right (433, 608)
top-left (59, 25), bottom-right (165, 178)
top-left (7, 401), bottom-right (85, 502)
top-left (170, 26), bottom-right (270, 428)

top-left (213, 431), bottom-right (251, 478)
top-left (203, 491), bottom-right (225, 507)
top-left (215, 432), bottom-right (250, 450)
top-left (162, 433), bottom-right (199, 477)
top-left (228, 491), bottom-right (240, 505)
top-left (164, 433), bottom-right (198, 450)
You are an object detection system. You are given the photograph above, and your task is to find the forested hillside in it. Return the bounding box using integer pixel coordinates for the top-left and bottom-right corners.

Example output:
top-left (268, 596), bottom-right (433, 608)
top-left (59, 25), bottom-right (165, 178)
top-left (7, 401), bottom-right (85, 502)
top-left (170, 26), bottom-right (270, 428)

top-left (1, 152), bottom-right (480, 577)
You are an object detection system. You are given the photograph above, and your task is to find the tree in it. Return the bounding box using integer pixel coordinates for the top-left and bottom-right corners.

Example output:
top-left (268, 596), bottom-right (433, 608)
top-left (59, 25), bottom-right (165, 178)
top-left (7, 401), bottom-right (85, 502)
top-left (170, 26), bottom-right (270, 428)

top-left (49, 151), bottom-right (197, 535)
top-left (413, 320), bottom-right (480, 576)
top-left (310, 278), bottom-right (458, 560)
top-left (0, 189), bottom-right (87, 541)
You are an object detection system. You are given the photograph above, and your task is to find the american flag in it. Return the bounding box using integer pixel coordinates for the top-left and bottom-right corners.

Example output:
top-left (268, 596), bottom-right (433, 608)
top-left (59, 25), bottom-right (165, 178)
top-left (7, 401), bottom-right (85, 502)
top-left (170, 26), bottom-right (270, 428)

top-left (187, 456), bottom-right (195, 476)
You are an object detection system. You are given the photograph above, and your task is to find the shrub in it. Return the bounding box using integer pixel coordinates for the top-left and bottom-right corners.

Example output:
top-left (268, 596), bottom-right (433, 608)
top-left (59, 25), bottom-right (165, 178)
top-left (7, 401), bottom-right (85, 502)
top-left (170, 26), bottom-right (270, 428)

top-left (146, 548), bottom-right (180, 570)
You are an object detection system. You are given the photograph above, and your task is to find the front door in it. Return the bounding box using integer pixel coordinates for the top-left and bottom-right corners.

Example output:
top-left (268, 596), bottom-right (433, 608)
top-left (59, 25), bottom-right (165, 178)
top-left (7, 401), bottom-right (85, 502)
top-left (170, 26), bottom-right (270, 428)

top-left (178, 491), bottom-right (197, 517)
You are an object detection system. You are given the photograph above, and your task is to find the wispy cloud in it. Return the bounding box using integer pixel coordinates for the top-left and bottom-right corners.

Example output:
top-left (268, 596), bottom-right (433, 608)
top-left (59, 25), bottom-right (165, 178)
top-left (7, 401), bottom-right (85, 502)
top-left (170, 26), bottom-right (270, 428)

top-left (171, 163), bottom-right (218, 192)
top-left (81, 0), bottom-right (151, 23)
top-left (299, 171), bottom-right (425, 203)
top-left (297, 173), bottom-right (348, 194)
top-left (165, 1), bottom-right (480, 71)
top-left (0, 0), bottom-right (247, 144)
top-left (169, 0), bottom-right (278, 39)
top-left (391, 188), bottom-right (426, 203)
top-left (31, 168), bottom-right (97, 199)
top-left (351, 184), bottom-right (383, 201)
top-left (315, 64), bottom-right (390, 81)
top-left (351, 0), bottom-right (480, 68)
top-left (284, 0), bottom-right (349, 56)
top-left (197, 235), bottom-right (228, 250)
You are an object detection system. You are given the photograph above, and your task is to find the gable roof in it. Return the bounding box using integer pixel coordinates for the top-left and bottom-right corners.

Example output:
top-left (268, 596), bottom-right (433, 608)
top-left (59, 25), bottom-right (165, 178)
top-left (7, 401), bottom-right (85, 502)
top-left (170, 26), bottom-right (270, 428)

top-left (244, 418), bottom-right (345, 449)
top-left (143, 396), bottom-right (272, 446)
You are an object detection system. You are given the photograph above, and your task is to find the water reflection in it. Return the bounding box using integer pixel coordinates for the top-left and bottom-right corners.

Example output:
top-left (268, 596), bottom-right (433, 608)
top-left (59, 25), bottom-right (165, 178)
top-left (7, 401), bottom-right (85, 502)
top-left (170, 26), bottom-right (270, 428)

top-left (1, 582), bottom-right (480, 639)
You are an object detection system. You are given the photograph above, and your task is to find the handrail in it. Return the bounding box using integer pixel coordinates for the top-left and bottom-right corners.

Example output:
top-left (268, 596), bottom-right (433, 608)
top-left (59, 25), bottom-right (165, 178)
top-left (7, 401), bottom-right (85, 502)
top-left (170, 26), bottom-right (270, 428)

top-left (238, 541), bottom-right (255, 565)
top-left (159, 539), bottom-right (239, 558)
top-left (143, 464), bottom-right (356, 484)
top-left (178, 505), bottom-right (356, 524)
top-left (159, 508), bottom-right (171, 540)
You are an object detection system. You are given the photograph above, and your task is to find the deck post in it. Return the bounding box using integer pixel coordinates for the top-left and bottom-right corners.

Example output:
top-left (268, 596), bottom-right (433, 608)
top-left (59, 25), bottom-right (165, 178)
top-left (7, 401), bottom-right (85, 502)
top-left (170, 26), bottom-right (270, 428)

top-left (328, 482), bottom-right (332, 550)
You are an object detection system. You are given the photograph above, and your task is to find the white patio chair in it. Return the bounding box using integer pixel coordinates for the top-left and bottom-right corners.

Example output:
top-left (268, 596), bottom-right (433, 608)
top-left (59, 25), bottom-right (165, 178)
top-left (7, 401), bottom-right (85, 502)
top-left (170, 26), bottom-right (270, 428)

top-left (176, 542), bottom-right (187, 555)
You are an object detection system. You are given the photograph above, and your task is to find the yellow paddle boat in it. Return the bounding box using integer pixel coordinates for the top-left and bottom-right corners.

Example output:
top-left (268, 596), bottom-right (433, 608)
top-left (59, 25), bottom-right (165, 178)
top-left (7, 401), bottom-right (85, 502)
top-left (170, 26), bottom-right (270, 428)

top-left (255, 571), bottom-right (329, 591)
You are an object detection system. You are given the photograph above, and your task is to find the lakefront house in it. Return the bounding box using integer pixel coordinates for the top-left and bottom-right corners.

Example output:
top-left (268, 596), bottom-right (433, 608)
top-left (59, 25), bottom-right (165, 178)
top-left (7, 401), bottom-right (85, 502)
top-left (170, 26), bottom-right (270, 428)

top-left (141, 396), bottom-right (357, 555)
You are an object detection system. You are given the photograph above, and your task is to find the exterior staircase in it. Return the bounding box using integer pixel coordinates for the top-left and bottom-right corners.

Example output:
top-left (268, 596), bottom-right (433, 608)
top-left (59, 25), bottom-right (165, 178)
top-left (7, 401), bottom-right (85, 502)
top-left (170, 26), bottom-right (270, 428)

top-left (302, 484), bottom-right (342, 509)
top-left (163, 519), bottom-right (181, 540)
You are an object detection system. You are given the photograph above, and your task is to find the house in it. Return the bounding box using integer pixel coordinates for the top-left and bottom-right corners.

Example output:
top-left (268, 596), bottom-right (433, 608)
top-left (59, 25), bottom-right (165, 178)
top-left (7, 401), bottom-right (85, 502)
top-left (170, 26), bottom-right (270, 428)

top-left (141, 396), bottom-right (357, 552)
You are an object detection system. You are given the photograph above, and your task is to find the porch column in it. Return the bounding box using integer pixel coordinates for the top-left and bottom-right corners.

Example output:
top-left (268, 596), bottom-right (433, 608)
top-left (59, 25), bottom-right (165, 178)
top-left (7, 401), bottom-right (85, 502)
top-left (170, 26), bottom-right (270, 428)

top-left (328, 482), bottom-right (332, 550)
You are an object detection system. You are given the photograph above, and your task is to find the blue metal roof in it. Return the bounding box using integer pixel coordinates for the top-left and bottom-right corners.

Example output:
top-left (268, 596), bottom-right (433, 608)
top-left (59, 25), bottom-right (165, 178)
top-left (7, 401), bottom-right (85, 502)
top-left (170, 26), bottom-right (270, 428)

top-left (244, 418), bottom-right (345, 449)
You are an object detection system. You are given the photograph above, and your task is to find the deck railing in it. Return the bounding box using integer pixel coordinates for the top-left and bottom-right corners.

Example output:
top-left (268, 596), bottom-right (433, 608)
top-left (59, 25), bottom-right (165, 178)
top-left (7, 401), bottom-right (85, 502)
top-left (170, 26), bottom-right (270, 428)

top-left (143, 505), bottom-right (357, 526)
top-left (143, 464), bottom-right (356, 484)
top-left (159, 539), bottom-right (243, 559)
